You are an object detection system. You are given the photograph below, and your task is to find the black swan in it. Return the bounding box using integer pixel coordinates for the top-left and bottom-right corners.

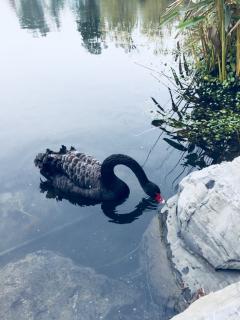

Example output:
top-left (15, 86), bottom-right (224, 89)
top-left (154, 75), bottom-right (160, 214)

top-left (34, 146), bottom-right (164, 203)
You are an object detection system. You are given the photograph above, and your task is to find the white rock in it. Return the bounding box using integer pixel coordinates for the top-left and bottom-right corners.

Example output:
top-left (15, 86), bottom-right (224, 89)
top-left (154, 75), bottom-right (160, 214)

top-left (176, 156), bottom-right (240, 270)
top-left (170, 281), bottom-right (240, 320)
top-left (158, 156), bottom-right (240, 303)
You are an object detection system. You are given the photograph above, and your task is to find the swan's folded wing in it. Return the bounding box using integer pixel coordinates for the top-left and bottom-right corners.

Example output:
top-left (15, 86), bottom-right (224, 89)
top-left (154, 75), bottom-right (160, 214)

top-left (60, 151), bottom-right (102, 189)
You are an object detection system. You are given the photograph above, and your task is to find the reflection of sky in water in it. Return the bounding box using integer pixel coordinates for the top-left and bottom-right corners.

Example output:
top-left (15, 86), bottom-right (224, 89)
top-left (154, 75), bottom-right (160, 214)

top-left (0, 1), bottom-right (188, 319)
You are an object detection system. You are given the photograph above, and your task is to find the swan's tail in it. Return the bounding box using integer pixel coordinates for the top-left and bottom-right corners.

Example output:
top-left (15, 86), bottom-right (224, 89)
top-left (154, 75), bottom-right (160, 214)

top-left (34, 145), bottom-right (74, 178)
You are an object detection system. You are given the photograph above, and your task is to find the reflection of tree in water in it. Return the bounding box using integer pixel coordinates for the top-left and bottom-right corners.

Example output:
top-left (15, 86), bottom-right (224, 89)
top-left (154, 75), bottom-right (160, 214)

top-left (10, 0), bottom-right (172, 54)
top-left (139, 0), bottom-right (170, 55)
top-left (74, 0), bottom-right (103, 54)
top-left (47, 0), bottom-right (65, 29)
top-left (99, 0), bottom-right (172, 54)
top-left (100, 0), bottom-right (138, 53)
top-left (9, 0), bottom-right (17, 10)
top-left (140, 0), bottom-right (167, 36)
top-left (10, 0), bottom-right (65, 36)
top-left (12, 0), bottom-right (49, 36)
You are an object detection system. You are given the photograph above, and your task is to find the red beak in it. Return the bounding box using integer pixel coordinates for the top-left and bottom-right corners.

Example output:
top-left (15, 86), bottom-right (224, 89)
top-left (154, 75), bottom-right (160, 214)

top-left (155, 193), bottom-right (165, 204)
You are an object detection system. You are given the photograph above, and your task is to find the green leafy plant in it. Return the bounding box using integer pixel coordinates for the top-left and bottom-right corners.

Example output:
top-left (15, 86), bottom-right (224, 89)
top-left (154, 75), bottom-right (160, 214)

top-left (152, 67), bottom-right (240, 166)
top-left (161, 0), bottom-right (240, 81)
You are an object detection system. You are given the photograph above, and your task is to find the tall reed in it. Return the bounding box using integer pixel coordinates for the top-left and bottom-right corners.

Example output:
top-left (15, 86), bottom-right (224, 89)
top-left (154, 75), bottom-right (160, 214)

top-left (161, 0), bottom-right (240, 81)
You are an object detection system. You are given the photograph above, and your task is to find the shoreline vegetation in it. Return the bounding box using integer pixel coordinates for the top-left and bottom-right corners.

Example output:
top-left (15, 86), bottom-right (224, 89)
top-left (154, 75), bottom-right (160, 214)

top-left (152, 0), bottom-right (240, 168)
top-left (152, 68), bottom-right (240, 167)
top-left (160, 0), bottom-right (240, 81)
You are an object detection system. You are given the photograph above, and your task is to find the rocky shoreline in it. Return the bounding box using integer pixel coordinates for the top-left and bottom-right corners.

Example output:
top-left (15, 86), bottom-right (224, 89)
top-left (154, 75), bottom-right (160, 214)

top-left (143, 156), bottom-right (240, 319)
top-left (171, 280), bottom-right (240, 319)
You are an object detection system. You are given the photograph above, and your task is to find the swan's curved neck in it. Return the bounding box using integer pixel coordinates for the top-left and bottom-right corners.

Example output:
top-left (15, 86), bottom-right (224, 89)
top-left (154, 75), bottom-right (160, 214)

top-left (101, 154), bottom-right (149, 188)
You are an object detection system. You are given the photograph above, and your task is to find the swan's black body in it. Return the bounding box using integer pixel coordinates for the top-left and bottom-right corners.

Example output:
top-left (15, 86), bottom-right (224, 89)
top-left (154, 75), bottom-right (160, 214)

top-left (34, 146), bottom-right (161, 202)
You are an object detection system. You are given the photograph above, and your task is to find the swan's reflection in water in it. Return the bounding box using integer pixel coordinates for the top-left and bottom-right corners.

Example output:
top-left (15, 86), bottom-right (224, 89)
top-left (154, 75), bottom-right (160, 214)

top-left (101, 198), bottom-right (158, 224)
top-left (40, 180), bottom-right (159, 224)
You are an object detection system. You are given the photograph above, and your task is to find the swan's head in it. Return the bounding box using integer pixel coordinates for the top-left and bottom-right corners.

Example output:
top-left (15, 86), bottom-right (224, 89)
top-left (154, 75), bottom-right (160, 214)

top-left (143, 182), bottom-right (165, 204)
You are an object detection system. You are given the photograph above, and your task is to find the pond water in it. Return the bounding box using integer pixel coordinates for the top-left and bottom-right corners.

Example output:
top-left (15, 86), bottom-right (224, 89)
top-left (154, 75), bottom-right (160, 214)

top-left (0, 0), bottom-right (192, 319)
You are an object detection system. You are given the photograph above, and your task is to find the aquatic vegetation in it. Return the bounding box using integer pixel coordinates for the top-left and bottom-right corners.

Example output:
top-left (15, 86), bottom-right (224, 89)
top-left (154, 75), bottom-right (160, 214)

top-left (152, 68), bottom-right (240, 167)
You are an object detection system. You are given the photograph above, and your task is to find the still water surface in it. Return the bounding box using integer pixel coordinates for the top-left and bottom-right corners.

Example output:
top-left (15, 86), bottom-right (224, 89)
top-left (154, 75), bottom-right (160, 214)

top-left (0, 1), bottom-right (190, 319)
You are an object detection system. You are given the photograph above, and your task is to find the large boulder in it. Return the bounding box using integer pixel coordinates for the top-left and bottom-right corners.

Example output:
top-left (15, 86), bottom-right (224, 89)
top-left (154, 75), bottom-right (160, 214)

top-left (170, 281), bottom-right (240, 320)
top-left (176, 156), bottom-right (240, 270)
top-left (160, 156), bottom-right (240, 302)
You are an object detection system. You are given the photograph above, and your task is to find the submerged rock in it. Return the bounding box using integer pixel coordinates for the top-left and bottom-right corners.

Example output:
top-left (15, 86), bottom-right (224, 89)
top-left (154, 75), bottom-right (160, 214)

top-left (0, 250), bottom-right (137, 320)
top-left (140, 217), bottom-right (183, 319)
top-left (170, 281), bottom-right (240, 320)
